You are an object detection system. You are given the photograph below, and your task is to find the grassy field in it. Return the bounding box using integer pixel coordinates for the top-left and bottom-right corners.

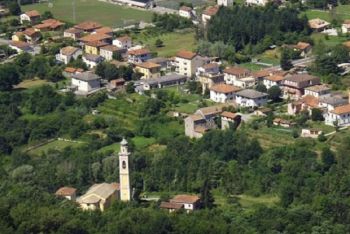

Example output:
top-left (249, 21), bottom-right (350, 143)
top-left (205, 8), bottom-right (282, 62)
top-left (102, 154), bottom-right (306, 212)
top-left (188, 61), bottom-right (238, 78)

top-left (311, 33), bottom-right (348, 47)
top-left (28, 139), bottom-right (84, 155)
top-left (133, 31), bottom-right (197, 57)
top-left (14, 79), bottom-right (51, 90)
top-left (233, 194), bottom-right (279, 208)
top-left (22, 0), bottom-right (153, 27)
top-left (303, 5), bottom-right (350, 22)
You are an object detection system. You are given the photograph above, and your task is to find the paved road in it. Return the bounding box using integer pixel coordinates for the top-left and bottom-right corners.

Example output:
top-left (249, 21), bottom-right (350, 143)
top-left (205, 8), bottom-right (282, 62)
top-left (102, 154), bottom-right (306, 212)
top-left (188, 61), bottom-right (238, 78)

top-left (0, 38), bottom-right (10, 46)
top-left (268, 56), bottom-right (316, 71)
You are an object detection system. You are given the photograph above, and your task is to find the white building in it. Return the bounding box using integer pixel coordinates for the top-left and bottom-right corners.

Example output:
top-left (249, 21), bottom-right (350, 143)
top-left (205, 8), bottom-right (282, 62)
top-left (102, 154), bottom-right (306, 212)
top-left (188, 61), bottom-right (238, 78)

top-left (175, 50), bottom-right (205, 77)
top-left (100, 45), bottom-right (124, 61)
top-left (325, 104), bottom-right (350, 126)
top-left (235, 89), bottom-right (268, 108)
top-left (71, 72), bottom-right (101, 94)
top-left (82, 54), bottom-right (105, 68)
top-left (202, 5), bottom-right (219, 26)
top-left (169, 195), bottom-right (200, 212)
top-left (223, 66), bottom-right (251, 86)
top-left (64, 27), bottom-right (83, 40)
top-left (246, 0), bottom-right (269, 6)
top-left (127, 48), bottom-right (151, 64)
top-left (119, 138), bottom-right (131, 202)
top-left (210, 83), bottom-right (241, 103)
top-left (341, 20), bottom-right (350, 34)
top-left (304, 85), bottom-right (331, 98)
top-left (217, 0), bottom-right (234, 7)
top-left (319, 96), bottom-right (348, 112)
top-left (263, 75), bottom-right (285, 89)
top-left (9, 41), bottom-right (33, 54)
top-left (113, 36), bottom-right (132, 50)
top-left (56, 46), bottom-right (82, 64)
top-left (20, 10), bottom-right (40, 24)
top-left (179, 6), bottom-right (193, 19)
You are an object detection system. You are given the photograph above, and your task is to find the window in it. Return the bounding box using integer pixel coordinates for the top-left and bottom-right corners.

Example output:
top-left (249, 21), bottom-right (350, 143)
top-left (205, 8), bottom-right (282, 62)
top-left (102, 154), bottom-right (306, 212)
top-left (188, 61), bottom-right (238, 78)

top-left (122, 161), bottom-right (126, 169)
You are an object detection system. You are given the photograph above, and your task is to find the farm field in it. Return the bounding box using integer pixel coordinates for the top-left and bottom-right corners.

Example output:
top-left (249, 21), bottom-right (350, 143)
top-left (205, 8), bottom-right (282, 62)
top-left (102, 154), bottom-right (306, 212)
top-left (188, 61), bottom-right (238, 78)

top-left (133, 30), bottom-right (197, 57)
top-left (28, 139), bottom-right (84, 155)
top-left (22, 0), bottom-right (153, 27)
top-left (311, 33), bottom-right (349, 47)
top-left (302, 5), bottom-right (350, 22)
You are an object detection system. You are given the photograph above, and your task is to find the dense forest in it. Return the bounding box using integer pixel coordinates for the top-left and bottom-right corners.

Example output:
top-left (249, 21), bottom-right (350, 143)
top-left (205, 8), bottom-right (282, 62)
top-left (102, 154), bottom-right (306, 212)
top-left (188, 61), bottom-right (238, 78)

top-left (1, 87), bottom-right (350, 233)
top-left (206, 5), bottom-right (310, 51)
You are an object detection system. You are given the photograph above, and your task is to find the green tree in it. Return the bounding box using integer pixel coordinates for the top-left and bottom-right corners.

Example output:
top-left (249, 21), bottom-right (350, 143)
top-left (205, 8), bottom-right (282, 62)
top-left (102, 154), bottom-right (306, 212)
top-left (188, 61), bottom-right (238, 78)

top-left (311, 108), bottom-right (324, 121)
top-left (155, 39), bottom-right (164, 48)
top-left (200, 178), bottom-right (214, 209)
top-left (0, 63), bottom-right (20, 91)
top-left (268, 85), bottom-right (281, 102)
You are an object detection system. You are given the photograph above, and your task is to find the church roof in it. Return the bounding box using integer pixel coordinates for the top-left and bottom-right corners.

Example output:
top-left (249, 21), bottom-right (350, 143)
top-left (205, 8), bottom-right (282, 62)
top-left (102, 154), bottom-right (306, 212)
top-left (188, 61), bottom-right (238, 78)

top-left (121, 138), bottom-right (128, 145)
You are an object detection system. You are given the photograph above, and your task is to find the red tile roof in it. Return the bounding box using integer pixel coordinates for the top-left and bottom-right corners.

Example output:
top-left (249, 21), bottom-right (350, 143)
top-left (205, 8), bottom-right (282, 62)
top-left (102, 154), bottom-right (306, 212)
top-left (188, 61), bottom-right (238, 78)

top-left (224, 66), bottom-right (250, 76)
top-left (127, 48), bottom-right (150, 56)
top-left (331, 104), bottom-right (350, 115)
top-left (55, 187), bottom-right (77, 196)
top-left (74, 21), bottom-right (102, 31)
top-left (170, 195), bottom-right (200, 204)
top-left (25, 10), bottom-right (40, 18)
top-left (203, 5), bottom-right (219, 16)
top-left (176, 50), bottom-right (197, 60)
top-left (210, 83), bottom-right (241, 93)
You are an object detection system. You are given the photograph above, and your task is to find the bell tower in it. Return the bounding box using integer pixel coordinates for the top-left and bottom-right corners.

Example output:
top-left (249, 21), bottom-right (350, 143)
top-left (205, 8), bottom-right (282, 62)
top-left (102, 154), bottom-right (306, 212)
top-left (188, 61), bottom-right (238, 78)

top-left (119, 138), bottom-right (131, 201)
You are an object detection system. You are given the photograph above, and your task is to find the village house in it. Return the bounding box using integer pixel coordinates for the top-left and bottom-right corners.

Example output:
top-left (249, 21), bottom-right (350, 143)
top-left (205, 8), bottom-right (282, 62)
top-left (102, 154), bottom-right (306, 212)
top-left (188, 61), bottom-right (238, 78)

top-left (137, 74), bottom-right (187, 93)
top-left (319, 95), bottom-right (348, 112)
top-left (108, 78), bottom-right (125, 91)
top-left (273, 118), bottom-right (296, 128)
top-left (287, 95), bottom-right (319, 115)
top-left (254, 107), bottom-right (272, 117)
top-left (210, 83), bottom-right (241, 103)
top-left (135, 61), bottom-right (161, 79)
top-left (179, 6), bottom-right (193, 19)
top-left (127, 48), bottom-right (151, 64)
top-left (217, 0), bottom-right (234, 7)
top-left (20, 10), bottom-right (41, 24)
top-left (77, 183), bottom-right (119, 212)
top-left (325, 104), bottom-right (350, 126)
top-left (64, 27), bottom-right (84, 40)
top-left (202, 5), bottom-right (219, 26)
top-left (94, 27), bottom-right (113, 36)
top-left (159, 202), bottom-right (184, 213)
top-left (196, 63), bottom-right (223, 93)
top-left (342, 20), bottom-right (350, 34)
top-left (295, 42), bottom-right (312, 57)
top-left (184, 105), bottom-right (229, 138)
top-left (113, 36), bottom-right (132, 50)
top-left (246, 0), bottom-right (270, 6)
top-left (84, 41), bottom-right (109, 55)
top-left (304, 84), bottom-right (331, 98)
top-left (33, 19), bottom-right (65, 32)
top-left (11, 32), bottom-right (24, 42)
top-left (9, 40), bottom-right (33, 54)
top-left (56, 46), bottom-right (82, 64)
top-left (169, 195), bottom-right (201, 212)
top-left (16, 28), bottom-right (41, 43)
top-left (301, 129), bottom-right (323, 139)
top-left (55, 187), bottom-right (77, 201)
top-left (82, 54), bottom-right (105, 68)
top-left (235, 89), bottom-right (268, 108)
top-left (282, 74), bottom-right (321, 99)
top-left (100, 45), bottom-right (125, 61)
top-left (175, 50), bottom-right (205, 77)
top-left (223, 66), bottom-right (251, 87)
top-left (196, 63), bottom-right (220, 77)
top-left (221, 111), bottom-right (241, 129)
top-left (263, 74), bottom-right (285, 89)
top-left (63, 67), bottom-right (84, 77)
top-left (80, 33), bottom-right (112, 46)
top-left (74, 21), bottom-right (102, 32)
top-left (147, 57), bottom-right (170, 71)
top-left (308, 18), bottom-right (330, 32)
top-left (252, 69), bottom-right (272, 83)
top-left (71, 71), bottom-right (101, 94)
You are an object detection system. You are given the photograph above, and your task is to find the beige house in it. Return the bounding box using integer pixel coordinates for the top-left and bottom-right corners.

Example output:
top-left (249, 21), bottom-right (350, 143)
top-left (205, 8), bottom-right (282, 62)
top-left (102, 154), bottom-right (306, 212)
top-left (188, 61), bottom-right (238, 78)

top-left (100, 45), bottom-right (124, 61)
top-left (221, 111), bottom-right (241, 130)
top-left (223, 66), bottom-right (251, 87)
top-left (64, 27), bottom-right (84, 40)
top-left (210, 83), bottom-right (241, 103)
top-left (56, 46), bottom-right (82, 64)
top-left (175, 50), bottom-right (205, 77)
top-left (135, 61), bottom-right (161, 79)
top-left (308, 18), bottom-right (330, 32)
top-left (161, 195), bottom-right (200, 213)
top-left (77, 183), bottom-right (120, 211)
top-left (20, 10), bottom-right (40, 24)
top-left (55, 187), bottom-right (77, 201)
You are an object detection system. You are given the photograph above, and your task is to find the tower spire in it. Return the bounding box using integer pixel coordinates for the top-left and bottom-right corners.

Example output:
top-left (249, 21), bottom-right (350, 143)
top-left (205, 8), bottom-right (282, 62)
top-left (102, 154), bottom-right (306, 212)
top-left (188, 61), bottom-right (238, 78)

top-left (119, 138), bottom-right (131, 201)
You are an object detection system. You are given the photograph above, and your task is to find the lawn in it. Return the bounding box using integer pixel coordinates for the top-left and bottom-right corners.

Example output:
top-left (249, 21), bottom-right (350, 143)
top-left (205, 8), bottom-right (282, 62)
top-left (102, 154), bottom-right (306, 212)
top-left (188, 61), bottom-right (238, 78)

top-left (133, 30), bottom-right (197, 57)
top-left (311, 33), bottom-right (348, 47)
top-left (132, 136), bottom-right (156, 149)
top-left (157, 0), bottom-right (209, 9)
top-left (28, 139), bottom-right (84, 155)
top-left (22, 0), bottom-right (153, 27)
top-left (233, 194), bottom-right (279, 208)
top-left (14, 79), bottom-right (51, 90)
top-left (240, 63), bottom-right (268, 71)
top-left (302, 5), bottom-right (350, 22)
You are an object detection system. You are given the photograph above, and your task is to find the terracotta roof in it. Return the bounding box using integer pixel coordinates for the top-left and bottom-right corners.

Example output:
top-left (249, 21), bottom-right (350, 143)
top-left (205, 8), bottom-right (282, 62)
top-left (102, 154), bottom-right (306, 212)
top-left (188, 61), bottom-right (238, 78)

top-left (85, 40), bottom-right (109, 48)
top-left (343, 41), bottom-right (350, 49)
top-left (179, 6), bottom-right (192, 12)
top-left (170, 194), bottom-right (200, 204)
top-left (160, 202), bottom-right (184, 209)
top-left (202, 63), bottom-right (219, 69)
top-left (10, 40), bottom-right (31, 49)
top-left (210, 83), bottom-right (240, 93)
top-left (34, 19), bottom-right (65, 30)
top-left (176, 50), bottom-right (197, 60)
top-left (295, 42), bottom-right (311, 51)
top-left (305, 84), bottom-right (330, 93)
top-left (95, 27), bottom-right (113, 34)
top-left (80, 33), bottom-right (112, 43)
top-left (308, 18), bottom-right (330, 29)
top-left (24, 10), bottom-right (40, 18)
top-left (127, 48), bottom-right (150, 56)
top-left (74, 21), bottom-right (102, 31)
top-left (115, 35), bottom-right (131, 42)
top-left (284, 74), bottom-right (319, 83)
top-left (252, 69), bottom-right (271, 78)
top-left (64, 67), bottom-right (78, 73)
top-left (61, 46), bottom-right (80, 56)
top-left (136, 61), bottom-right (161, 69)
top-left (65, 27), bottom-right (83, 34)
top-left (343, 19), bottom-right (350, 25)
top-left (203, 5), bottom-right (219, 16)
top-left (55, 187), bottom-right (76, 196)
top-left (23, 28), bottom-right (38, 37)
top-left (331, 104), bottom-right (350, 115)
top-left (100, 45), bottom-right (120, 52)
top-left (187, 114), bottom-right (204, 122)
top-left (224, 66), bottom-right (250, 76)
top-left (301, 95), bottom-right (319, 108)
top-left (221, 111), bottom-right (237, 119)
top-left (265, 75), bottom-right (284, 82)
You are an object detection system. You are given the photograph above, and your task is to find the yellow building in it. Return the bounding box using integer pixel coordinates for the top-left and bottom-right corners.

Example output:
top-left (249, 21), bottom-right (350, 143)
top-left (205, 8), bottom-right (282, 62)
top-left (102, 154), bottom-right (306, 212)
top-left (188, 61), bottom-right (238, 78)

top-left (12, 32), bottom-right (24, 42)
top-left (135, 62), bottom-right (161, 79)
top-left (84, 41), bottom-right (108, 55)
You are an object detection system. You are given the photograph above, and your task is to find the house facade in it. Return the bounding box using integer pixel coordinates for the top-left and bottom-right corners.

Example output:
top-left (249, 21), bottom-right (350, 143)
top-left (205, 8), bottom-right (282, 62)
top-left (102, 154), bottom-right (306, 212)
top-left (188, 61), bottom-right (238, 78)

top-left (235, 89), bottom-right (268, 108)
top-left (304, 84), bottom-right (331, 98)
top-left (127, 48), bottom-right (151, 64)
top-left (83, 54), bottom-right (105, 68)
top-left (179, 6), bottom-right (193, 19)
top-left (175, 50), bottom-right (205, 77)
top-left (325, 104), bottom-right (350, 126)
top-left (56, 46), bottom-right (82, 64)
top-left (217, 0), bottom-right (234, 7)
top-left (263, 75), bottom-right (285, 89)
top-left (20, 10), bottom-right (40, 24)
top-left (223, 66), bottom-right (251, 86)
top-left (135, 62), bottom-right (161, 79)
top-left (64, 27), bottom-right (83, 40)
top-left (282, 74), bottom-right (321, 99)
top-left (71, 72), bottom-right (101, 94)
top-left (342, 20), bottom-right (350, 34)
top-left (113, 36), bottom-right (132, 49)
top-left (209, 84), bottom-right (240, 103)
